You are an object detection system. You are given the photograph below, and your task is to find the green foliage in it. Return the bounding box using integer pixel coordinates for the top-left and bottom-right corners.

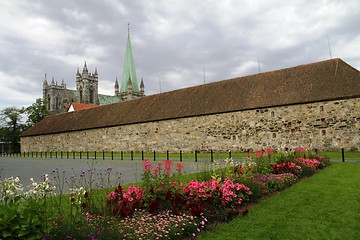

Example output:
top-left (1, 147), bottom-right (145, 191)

top-left (0, 107), bottom-right (26, 152)
top-left (25, 98), bottom-right (48, 127)
top-left (273, 150), bottom-right (295, 163)
top-left (0, 195), bottom-right (51, 239)
top-left (0, 99), bottom-right (47, 153)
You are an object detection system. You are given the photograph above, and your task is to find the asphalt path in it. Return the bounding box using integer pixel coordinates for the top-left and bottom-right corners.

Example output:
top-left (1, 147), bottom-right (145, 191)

top-left (0, 157), bottom-right (207, 192)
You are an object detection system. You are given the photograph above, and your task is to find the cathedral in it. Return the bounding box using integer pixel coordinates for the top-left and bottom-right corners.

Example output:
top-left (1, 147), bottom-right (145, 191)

top-left (43, 26), bottom-right (145, 114)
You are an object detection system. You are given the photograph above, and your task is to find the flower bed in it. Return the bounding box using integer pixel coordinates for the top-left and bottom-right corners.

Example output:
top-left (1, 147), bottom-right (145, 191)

top-left (0, 148), bottom-right (331, 239)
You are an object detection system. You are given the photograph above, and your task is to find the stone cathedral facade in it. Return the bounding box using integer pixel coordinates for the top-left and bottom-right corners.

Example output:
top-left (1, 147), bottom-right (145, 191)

top-left (43, 28), bottom-right (145, 114)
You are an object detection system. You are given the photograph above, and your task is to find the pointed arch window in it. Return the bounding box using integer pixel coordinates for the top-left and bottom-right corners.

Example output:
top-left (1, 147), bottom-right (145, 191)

top-left (56, 95), bottom-right (60, 110)
top-left (79, 87), bottom-right (83, 103)
top-left (47, 95), bottom-right (51, 111)
top-left (89, 87), bottom-right (94, 104)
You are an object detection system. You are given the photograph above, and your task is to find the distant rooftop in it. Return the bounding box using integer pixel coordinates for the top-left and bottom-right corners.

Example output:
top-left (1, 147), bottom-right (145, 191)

top-left (67, 102), bottom-right (98, 112)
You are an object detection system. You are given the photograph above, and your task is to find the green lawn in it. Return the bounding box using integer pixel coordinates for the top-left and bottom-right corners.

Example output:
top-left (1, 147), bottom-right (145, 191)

top-left (321, 151), bottom-right (360, 160)
top-left (198, 162), bottom-right (360, 240)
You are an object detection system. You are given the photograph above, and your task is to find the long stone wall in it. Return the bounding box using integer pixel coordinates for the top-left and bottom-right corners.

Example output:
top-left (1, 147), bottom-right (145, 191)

top-left (21, 98), bottom-right (360, 152)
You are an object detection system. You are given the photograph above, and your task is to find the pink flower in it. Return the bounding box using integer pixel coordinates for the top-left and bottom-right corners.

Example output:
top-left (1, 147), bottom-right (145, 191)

top-left (106, 191), bottom-right (117, 200)
top-left (153, 168), bottom-right (160, 176)
top-left (294, 147), bottom-right (307, 153)
top-left (164, 160), bottom-right (172, 175)
top-left (142, 159), bottom-right (153, 172)
top-left (255, 150), bottom-right (264, 158)
top-left (176, 163), bottom-right (184, 173)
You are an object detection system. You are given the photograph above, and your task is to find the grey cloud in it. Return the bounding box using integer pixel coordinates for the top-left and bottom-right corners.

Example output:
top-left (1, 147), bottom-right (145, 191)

top-left (0, 0), bottom-right (359, 110)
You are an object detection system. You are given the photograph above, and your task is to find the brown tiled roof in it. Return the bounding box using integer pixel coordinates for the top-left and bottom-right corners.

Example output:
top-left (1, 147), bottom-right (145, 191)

top-left (21, 58), bottom-right (360, 137)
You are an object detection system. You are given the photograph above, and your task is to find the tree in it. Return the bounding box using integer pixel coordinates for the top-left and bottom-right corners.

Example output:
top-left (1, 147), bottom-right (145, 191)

top-left (26, 98), bottom-right (48, 127)
top-left (0, 107), bottom-right (26, 153)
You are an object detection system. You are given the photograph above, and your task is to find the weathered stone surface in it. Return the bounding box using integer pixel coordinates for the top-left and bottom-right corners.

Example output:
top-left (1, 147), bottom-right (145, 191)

top-left (21, 98), bottom-right (360, 152)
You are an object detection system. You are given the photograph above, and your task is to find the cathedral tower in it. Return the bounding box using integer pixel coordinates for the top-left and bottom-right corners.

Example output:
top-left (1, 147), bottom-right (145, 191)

top-left (43, 74), bottom-right (69, 114)
top-left (119, 24), bottom-right (145, 101)
top-left (76, 62), bottom-right (99, 104)
top-left (43, 24), bottom-right (144, 115)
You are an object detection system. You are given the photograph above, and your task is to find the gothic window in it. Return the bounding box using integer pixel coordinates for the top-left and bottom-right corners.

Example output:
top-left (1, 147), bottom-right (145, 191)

top-left (55, 96), bottom-right (59, 110)
top-left (79, 90), bottom-right (83, 103)
top-left (90, 88), bottom-right (94, 104)
top-left (320, 106), bottom-right (324, 112)
top-left (272, 133), bottom-right (276, 138)
top-left (47, 95), bottom-right (51, 111)
top-left (321, 130), bottom-right (326, 136)
top-left (271, 111), bottom-right (275, 117)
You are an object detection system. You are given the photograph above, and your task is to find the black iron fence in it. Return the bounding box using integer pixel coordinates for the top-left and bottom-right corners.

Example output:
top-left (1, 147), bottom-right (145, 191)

top-left (1, 148), bottom-right (357, 162)
top-left (2, 149), bottom-right (246, 162)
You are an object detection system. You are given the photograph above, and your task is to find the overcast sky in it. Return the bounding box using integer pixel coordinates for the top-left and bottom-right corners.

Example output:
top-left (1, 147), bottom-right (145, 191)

top-left (0, 0), bottom-right (359, 110)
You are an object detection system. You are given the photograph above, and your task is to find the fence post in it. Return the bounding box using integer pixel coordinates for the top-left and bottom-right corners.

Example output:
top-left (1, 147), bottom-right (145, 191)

top-left (121, 151), bottom-right (123, 160)
top-left (195, 150), bottom-right (198, 162)
top-left (180, 150), bottom-right (182, 162)
top-left (41, 152), bottom-right (42, 158)
top-left (315, 149), bottom-right (318, 154)
top-left (142, 151), bottom-right (144, 160)
top-left (111, 151), bottom-right (114, 160)
top-left (211, 149), bottom-right (214, 162)
top-left (103, 151), bottom-right (105, 160)
top-left (55, 152), bottom-right (57, 158)
top-left (153, 150), bottom-right (156, 161)
top-left (131, 151), bottom-right (133, 160)
top-left (229, 150), bottom-right (232, 159)
top-left (80, 151), bottom-right (82, 159)
top-left (166, 150), bottom-right (169, 160)
top-left (60, 151), bottom-right (62, 159)
top-left (67, 151), bottom-right (69, 159)
top-left (73, 151), bottom-right (75, 159)
top-left (45, 152), bottom-right (47, 158)
top-left (94, 151), bottom-right (97, 160)
top-left (87, 151), bottom-right (89, 159)
top-left (342, 148), bottom-right (345, 162)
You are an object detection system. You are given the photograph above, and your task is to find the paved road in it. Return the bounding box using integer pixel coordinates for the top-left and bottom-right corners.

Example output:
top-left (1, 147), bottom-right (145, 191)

top-left (0, 157), bottom-right (208, 192)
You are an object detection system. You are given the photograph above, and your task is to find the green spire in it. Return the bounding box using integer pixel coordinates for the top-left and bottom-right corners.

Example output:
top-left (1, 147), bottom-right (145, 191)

top-left (120, 23), bottom-right (139, 94)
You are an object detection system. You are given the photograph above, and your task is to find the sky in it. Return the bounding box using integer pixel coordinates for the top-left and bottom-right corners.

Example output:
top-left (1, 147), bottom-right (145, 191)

top-left (0, 0), bottom-right (359, 111)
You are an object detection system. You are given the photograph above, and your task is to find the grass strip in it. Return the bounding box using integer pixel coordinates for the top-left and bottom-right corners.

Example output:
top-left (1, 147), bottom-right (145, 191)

top-left (322, 151), bottom-right (360, 160)
top-left (198, 162), bottom-right (360, 240)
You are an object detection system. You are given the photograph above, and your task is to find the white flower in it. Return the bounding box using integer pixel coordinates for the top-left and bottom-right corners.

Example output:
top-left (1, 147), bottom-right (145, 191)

top-left (1, 176), bottom-right (24, 203)
top-left (69, 187), bottom-right (87, 205)
top-left (26, 176), bottom-right (56, 198)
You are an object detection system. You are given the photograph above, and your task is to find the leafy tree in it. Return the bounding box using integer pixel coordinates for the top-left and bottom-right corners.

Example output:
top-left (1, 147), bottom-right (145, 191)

top-left (26, 98), bottom-right (48, 126)
top-left (0, 107), bottom-right (26, 153)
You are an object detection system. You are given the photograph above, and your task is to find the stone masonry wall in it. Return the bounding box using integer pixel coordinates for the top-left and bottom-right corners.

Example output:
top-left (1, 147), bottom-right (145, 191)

top-left (21, 98), bottom-right (360, 152)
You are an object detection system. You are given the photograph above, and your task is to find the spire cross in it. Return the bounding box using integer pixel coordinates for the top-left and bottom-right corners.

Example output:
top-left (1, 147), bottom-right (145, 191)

top-left (128, 23), bottom-right (130, 35)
